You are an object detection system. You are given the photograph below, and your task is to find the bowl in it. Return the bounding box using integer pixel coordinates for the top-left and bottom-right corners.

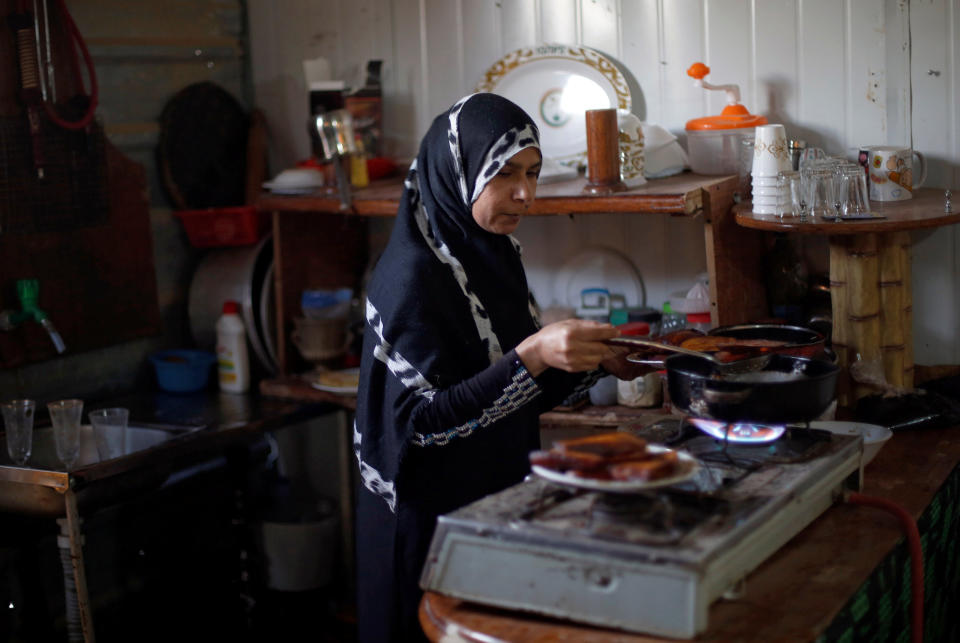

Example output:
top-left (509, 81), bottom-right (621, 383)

top-left (149, 349), bottom-right (217, 393)
top-left (809, 421), bottom-right (893, 466)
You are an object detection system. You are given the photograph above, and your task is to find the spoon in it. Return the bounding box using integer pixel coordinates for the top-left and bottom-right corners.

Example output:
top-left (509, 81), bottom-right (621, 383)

top-left (604, 336), bottom-right (773, 374)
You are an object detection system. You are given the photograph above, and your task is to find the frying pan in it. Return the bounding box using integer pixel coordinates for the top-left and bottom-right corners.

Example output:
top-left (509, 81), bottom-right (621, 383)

top-left (666, 353), bottom-right (839, 424)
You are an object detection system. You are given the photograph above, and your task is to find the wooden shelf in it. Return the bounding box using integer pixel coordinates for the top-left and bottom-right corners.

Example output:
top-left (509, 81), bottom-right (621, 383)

top-left (734, 187), bottom-right (960, 234)
top-left (256, 171), bottom-right (736, 218)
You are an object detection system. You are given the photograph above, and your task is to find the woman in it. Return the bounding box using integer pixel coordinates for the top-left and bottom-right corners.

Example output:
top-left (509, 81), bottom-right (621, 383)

top-left (354, 93), bottom-right (641, 642)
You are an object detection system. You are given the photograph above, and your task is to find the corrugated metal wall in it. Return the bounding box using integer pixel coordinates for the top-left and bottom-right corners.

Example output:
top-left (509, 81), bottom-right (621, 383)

top-left (0, 0), bottom-right (250, 400)
top-left (249, 0), bottom-right (959, 365)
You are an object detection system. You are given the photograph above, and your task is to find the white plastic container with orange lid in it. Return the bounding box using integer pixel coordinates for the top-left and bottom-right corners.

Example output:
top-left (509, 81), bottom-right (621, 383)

top-left (684, 62), bottom-right (767, 175)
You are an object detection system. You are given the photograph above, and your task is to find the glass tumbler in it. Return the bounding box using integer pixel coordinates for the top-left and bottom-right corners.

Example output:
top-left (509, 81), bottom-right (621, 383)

top-left (1, 399), bottom-right (36, 465)
top-left (90, 407), bottom-right (129, 461)
top-left (838, 165), bottom-right (871, 216)
top-left (777, 171), bottom-right (800, 218)
top-left (803, 167), bottom-right (835, 219)
top-left (48, 399), bottom-right (84, 469)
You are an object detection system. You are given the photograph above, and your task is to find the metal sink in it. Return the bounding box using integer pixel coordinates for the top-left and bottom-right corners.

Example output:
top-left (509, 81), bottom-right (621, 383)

top-left (0, 423), bottom-right (207, 516)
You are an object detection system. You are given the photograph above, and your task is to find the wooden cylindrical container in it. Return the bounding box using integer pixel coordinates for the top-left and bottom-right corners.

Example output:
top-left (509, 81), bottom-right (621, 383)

top-left (583, 108), bottom-right (626, 195)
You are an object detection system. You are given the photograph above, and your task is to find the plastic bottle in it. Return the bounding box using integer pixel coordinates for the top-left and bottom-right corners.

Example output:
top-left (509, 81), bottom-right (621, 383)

top-left (216, 300), bottom-right (250, 393)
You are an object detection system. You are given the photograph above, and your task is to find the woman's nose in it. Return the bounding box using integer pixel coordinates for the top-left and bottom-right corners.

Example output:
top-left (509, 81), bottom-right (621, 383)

top-left (514, 177), bottom-right (535, 204)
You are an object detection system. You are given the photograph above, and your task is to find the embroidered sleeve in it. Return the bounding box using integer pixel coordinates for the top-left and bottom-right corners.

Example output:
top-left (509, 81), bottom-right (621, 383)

top-left (409, 350), bottom-right (541, 447)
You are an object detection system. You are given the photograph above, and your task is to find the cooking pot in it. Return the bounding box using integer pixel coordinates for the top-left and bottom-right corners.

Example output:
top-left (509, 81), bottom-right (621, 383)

top-left (666, 353), bottom-right (839, 424)
top-left (708, 323), bottom-right (828, 359)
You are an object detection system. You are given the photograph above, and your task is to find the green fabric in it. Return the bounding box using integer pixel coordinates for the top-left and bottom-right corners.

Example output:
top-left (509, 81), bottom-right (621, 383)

top-left (818, 463), bottom-right (960, 642)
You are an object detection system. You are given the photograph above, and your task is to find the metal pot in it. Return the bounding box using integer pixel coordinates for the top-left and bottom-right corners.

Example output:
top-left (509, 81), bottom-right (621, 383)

top-left (666, 353), bottom-right (839, 424)
top-left (708, 323), bottom-right (827, 359)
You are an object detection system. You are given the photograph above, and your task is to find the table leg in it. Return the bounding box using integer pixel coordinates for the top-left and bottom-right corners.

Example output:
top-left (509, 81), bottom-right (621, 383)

top-left (58, 489), bottom-right (95, 643)
top-left (830, 232), bottom-right (913, 407)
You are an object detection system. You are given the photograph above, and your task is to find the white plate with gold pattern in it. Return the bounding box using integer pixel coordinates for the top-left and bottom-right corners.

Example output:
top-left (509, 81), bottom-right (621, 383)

top-left (476, 44), bottom-right (631, 166)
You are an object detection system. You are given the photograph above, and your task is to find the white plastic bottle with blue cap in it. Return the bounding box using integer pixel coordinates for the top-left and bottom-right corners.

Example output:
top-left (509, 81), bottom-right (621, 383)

top-left (217, 300), bottom-right (250, 393)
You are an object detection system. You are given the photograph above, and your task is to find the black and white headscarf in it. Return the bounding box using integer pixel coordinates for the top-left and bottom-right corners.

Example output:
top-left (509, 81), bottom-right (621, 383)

top-left (354, 93), bottom-right (542, 510)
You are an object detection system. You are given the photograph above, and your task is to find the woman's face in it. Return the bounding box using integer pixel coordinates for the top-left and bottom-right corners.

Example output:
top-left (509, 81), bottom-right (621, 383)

top-left (471, 147), bottom-right (542, 234)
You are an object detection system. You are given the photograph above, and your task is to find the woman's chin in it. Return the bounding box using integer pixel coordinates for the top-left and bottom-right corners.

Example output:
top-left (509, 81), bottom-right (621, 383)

top-left (494, 215), bottom-right (521, 234)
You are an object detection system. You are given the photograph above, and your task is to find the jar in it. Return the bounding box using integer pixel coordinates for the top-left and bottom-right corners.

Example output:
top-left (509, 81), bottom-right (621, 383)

top-left (686, 312), bottom-right (712, 333)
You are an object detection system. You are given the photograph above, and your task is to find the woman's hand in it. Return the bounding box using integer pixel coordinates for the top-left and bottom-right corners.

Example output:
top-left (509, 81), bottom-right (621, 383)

top-left (515, 319), bottom-right (621, 376)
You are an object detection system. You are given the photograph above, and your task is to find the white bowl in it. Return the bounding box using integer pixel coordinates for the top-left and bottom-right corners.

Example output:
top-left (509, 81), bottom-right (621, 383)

top-left (809, 421), bottom-right (893, 466)
top-left (266, 168), bottom-right (325, 189)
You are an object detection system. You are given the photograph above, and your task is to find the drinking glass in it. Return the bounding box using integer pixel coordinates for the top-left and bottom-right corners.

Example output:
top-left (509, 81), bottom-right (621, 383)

top-left (48, 399), bottom-right (83, 469)
top-left (777, 171), bottom-right (800, 218)
top-left (89, 407), bottom-right (129, 461)
top-left (1, 399), bottom-right (36, 466)
top-left (838, 165), bottom-right (871, 216)
top-left (803, 167), bottom-right (835, 219)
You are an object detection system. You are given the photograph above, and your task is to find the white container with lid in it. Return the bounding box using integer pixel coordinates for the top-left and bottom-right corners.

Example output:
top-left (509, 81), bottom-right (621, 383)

top-left (684, 62), bottom-right (767, 175)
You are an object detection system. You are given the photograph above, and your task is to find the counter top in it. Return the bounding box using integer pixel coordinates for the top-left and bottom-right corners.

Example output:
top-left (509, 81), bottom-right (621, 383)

top-left (735, 187), bottom-right (960, 234)
top-left (0, 390), bottom-right (328, 515)
top-left (420, 422), bottom-right (960, 641)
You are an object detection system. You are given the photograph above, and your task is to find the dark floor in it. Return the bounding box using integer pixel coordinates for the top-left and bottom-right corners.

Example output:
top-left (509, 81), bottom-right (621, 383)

top-left (0, 445), bottom-right (356, 642)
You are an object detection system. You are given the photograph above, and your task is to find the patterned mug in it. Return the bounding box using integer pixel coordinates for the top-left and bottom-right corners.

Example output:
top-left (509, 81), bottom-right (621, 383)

top-left (859, 146), bottom-right (926, 201)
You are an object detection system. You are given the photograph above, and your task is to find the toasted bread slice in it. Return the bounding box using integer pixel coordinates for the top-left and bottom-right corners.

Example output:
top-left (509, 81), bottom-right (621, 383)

top-left (608, 450), bottom-right (680, 482)
top-left (553, 432), bottom-right (648, 461)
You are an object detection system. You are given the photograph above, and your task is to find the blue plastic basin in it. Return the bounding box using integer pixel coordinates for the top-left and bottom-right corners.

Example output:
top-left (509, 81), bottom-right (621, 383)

top-left (149, 349), bottom-right (216, 393)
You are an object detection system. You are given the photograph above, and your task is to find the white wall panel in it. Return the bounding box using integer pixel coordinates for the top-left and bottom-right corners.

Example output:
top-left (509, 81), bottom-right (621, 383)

top-left (424, 0), bottom-right (465, 117)
top-left (845, 0), bottom-right (886, 152)
top-left (580, 0), bottom-right (620, 54)
top-left (540, 0), bottom-right (579, 45)
top-left (619, 0), bottom-right (662, 123)
top-left (703, 0), bottom-right (753, 122)
top-left (464, 1), bottom-right (504, 90)
top-left (661, 0), bottom-right (709, 136)
top-left (500, 0), bottom-right (538, 51)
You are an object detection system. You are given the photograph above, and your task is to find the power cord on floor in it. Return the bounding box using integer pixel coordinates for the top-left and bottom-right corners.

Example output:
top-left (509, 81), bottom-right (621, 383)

top-left (845, 491), bottom-right (923, 643)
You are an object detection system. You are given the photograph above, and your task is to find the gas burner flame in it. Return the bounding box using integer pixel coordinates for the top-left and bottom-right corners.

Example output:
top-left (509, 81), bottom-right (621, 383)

top-left (689, 418), bottom-right (786, 444)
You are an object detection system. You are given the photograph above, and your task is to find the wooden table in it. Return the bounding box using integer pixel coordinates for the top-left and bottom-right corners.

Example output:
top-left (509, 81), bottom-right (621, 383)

top-left (419, 422), bottom-right (960, 642)
top-left (735, 188), bottom-right (960, 405)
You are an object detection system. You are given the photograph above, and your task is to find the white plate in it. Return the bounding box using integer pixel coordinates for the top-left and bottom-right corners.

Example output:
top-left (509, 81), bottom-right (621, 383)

top-left (531, 446), bottom-right (699, 493)
top-left (555, 247), bottom-right (645, 309)
top-left (262, 183), bottom-right (319, 195)
top-left (309, 367), bottom-right (360, 394)
top-left (259, 261), bottom-right (278, 371)
top-left (477, 44), bottom-right (631, 165)
top-left (808, 421), bottom-right (893, 465)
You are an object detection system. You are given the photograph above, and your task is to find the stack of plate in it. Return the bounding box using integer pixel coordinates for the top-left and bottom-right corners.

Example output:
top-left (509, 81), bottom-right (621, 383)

top-left (188, 235), bottom-right (278, 375)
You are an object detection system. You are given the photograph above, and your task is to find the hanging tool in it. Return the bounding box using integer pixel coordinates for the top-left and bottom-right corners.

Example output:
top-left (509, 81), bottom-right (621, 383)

top-left (11, 2), bottom-right (47, 177)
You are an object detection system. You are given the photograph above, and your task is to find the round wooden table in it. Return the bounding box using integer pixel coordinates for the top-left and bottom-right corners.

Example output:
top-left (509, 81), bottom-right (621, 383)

top-left (735, 187), bottom-right (959, 405)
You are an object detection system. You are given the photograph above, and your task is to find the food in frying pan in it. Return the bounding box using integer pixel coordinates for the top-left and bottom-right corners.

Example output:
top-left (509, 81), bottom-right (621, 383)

top-left (678, 335), bottom-right (788, 352)
top-left (529, 432), bottom-right (681, 481)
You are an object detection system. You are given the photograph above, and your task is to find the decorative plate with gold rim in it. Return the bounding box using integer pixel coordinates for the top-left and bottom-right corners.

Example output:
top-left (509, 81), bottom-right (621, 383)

top-left (476, 44), bottom-right (632, 166)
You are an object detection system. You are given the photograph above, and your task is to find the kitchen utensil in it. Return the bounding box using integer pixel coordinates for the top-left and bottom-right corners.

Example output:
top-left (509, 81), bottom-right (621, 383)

top-left (808, 421), bottom-right (892, 466)
top-left (666, 353), bottom-right (839, 424)
top-left (149, 349), bottom-right (216, 393)
top-left (684, 62), bottom-right (767, 175)
top-left (605, 336), bottom-right (774, 374)
top-left (476, 43), bottom-right (631, 167)
top-left (89, 407), bottom-right (128, 461)
top-left (2, 399), bottom-right (35, 465)
top-left (47, 398), bottom-right (82, 469)
top-left (313, 109), bottom-right (357, 210)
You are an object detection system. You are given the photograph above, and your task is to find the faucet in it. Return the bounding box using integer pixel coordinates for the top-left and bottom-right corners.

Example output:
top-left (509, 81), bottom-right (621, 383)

top-left (0, 279), bottom-right (66, 353)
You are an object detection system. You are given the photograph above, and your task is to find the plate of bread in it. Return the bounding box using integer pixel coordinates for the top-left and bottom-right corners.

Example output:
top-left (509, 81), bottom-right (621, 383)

top-left (529, 432), bottom-right (698, 493)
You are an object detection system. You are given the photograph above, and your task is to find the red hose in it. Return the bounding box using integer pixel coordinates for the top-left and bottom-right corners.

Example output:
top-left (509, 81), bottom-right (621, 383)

top-left (42, 0), bottom-right (98, 130)
top-left (846, 492), bottom-right (923, 643)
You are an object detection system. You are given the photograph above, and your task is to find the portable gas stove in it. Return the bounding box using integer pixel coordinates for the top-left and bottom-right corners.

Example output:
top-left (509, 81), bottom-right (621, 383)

top-left (420, 417), bottom-right (863, 638)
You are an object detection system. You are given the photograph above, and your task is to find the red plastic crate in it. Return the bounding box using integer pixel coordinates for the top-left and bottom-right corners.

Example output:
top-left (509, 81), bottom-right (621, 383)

top-left (174, 206), bottom-right (268, 247)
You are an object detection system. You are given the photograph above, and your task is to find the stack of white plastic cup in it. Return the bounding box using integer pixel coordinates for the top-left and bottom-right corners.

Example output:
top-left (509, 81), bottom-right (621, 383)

top-left (751, 124), bottom-right (792, 214)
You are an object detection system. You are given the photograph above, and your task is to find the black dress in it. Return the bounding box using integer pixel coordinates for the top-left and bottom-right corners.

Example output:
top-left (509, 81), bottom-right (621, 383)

top-left (353, 93), bottom-right (597, 642)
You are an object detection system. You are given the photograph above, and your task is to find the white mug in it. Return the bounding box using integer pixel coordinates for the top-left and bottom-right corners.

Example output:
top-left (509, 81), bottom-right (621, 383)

top-left (859, 146), bottom-right (926, 201)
